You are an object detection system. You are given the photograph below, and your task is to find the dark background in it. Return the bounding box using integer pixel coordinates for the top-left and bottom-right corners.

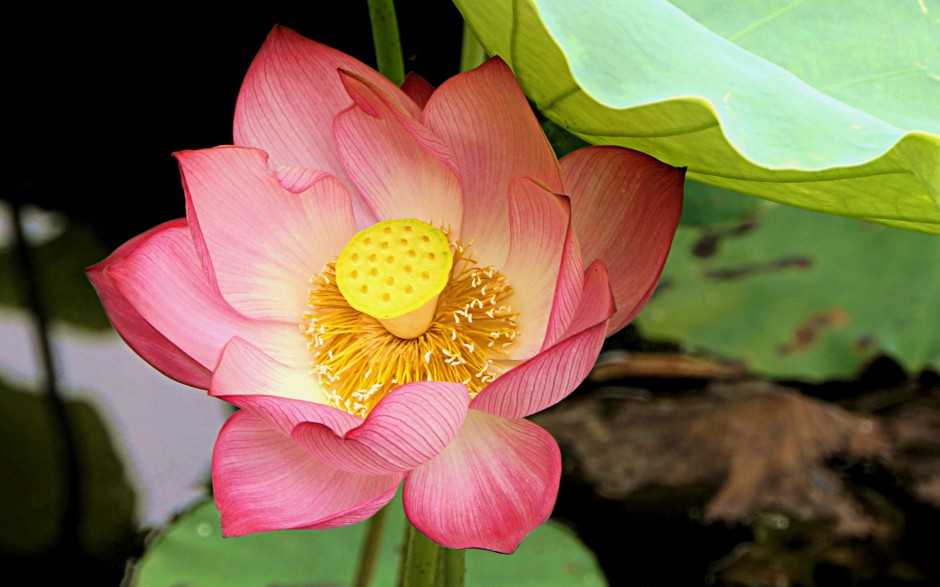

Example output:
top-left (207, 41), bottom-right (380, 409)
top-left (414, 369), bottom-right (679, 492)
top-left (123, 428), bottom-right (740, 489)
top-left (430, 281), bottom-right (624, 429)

top-left (5, 3), bottom-right (464, 247)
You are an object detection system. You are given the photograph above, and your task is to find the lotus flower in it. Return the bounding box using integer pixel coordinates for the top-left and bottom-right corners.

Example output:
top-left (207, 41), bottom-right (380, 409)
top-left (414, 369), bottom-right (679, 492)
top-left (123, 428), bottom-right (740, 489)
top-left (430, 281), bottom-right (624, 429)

top-left (88, 27), bottom-right (684, 553)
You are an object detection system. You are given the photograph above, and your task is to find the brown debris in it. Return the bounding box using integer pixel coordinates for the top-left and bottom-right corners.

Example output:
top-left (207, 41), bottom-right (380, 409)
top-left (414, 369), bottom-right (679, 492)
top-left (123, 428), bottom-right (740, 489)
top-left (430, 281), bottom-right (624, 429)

top-left (884, 393), bottom-right (940, 507)
top-left (589, 350), bottom-right (747, 381)
top-left (535, 381), bottom-right (890, 535)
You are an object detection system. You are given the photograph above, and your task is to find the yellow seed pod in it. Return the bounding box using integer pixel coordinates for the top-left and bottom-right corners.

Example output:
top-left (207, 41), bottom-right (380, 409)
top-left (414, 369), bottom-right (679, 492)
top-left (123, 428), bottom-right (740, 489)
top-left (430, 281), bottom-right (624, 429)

top-left (335, 219), bottom-right (452, 338)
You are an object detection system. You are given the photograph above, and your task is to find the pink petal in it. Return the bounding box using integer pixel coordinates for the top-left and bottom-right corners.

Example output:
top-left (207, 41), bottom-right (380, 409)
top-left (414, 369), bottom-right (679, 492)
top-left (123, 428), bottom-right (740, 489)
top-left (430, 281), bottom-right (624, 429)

top-left (178, 146), bottom-right (357, 323)
top-left (106, 222), bottom-right (307, 371)
top-left (333, 70), bottom-right (463, 232)
top-left (292, 381), bottom-right (469, 475)
top-left (87, 219), bottom-right (211, 389)
top-left (540, 220), bottom-right (584, 351)
top-left (403, 410), bottom-right (561, 553)
top-left (213, 409), bottom-right (401, 536)
top-left (423, 57), bottom-right (562, 269)
top-left (471, 260), bottom-right (613, 419)
top-left (400, 72), bottom-right (435, 110)
top-left (218, 393), bottom-right (361, 439)
top-left (500, 178), bottom-right (570, 359)
top-left (560, 146), bottom-right (684, 334)
top-left (234, 26), bottom-right (419, 226)
top-left (210, 337), bottom-right (326, 403)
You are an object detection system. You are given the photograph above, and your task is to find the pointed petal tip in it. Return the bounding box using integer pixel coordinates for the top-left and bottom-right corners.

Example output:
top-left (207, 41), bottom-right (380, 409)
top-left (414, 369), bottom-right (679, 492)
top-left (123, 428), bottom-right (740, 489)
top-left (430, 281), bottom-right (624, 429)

top-left (400, 73), bottom-right (435, 110)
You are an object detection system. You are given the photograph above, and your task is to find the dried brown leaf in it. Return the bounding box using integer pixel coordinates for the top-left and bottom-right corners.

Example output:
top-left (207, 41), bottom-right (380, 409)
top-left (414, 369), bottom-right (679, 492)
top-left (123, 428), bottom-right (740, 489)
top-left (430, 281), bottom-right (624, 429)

top-left (535, 382), bottom-right (889, 535)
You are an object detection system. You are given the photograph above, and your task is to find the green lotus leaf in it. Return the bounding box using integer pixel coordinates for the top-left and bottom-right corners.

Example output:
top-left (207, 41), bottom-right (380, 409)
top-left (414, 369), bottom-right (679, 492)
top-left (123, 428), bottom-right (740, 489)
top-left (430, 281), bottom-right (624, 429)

top-left (130, 493), bottom-right (604, 586)
top-left (635, 185), bottom-right (940, 381)
top-left (456, 0), bottom-right (940, 233)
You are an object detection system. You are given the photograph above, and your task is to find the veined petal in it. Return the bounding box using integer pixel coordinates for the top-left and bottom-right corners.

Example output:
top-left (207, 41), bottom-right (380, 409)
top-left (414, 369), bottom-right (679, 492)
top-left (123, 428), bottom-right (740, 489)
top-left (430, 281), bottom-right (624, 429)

top-left (210, 337), bottom-right (327, 404)
top-left (561, 146), bottom-right (684, 334)
top-left (178, 146), bottom-right (357, 323)
top-left (291, 381), bottom-right (469, 476)
top-left (334, 70), bottom-right (463, 233)
top-left (106, 222), bottom-right (306, 371)
top-left (403, 410), bottom-right (561, 553)
top-left (400, 73), bottom-right (434, 110)
top-left (213, 409), bottom-right (401, 537)
top-left (423, 57), bottom-right (562, 269)
top-left (540, 219), bottom-right (584, 350)
top-left (219, 393), bottom-right (360, 439)
top-left (87, 219), bottom-right (211, 389)
top-left (471, 260), bottom-right (613, 419)
top-left (500, 178), bottom-right (570, 359)
top-left (234, 26), bottom-right (419, 227)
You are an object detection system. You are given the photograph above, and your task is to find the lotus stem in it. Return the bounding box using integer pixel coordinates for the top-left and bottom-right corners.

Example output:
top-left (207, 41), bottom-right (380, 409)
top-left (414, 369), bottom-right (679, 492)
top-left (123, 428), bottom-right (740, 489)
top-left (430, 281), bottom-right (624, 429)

top-left (460, 21), bottom-right (486, 72)
top-left (354, 503), bottom-right (390, 587)
top-left (366, 0), bottom-right (405, 85)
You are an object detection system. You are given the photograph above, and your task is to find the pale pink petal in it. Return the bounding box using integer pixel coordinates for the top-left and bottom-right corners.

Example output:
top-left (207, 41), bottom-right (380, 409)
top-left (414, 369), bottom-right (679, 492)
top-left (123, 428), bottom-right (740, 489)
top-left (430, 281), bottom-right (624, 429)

top-left (499, 178), bottom-right (570, 359)
top-left (334, 71), bottom-right (463, 232)
top-left (87, 219), bottom-right (211, 389)
top-left (400, 73), bottom-right (434, 110)
top-left (107, 222), bottom-right (307, 371)
top-left (403, 410), bottom-right (561, 553)
top-left (423, 57), bottom-right (562, 269)
top-left (219, 393), bottom-right (361, 439)
top-left (471, 260), bottom-right (613, 419)
top-left (560, 146), bottom-right (684, 334)
top-left (234, 26), bottom-right (418, 227)
top-left (273, 164), bottom-right (332, 193)
top-left (210, 337), bottom-right (326, 403)
top-left (213, 409), bottom-right (401, 536)
top-left (292, 381), bottom-right (469, 475)
top-left (178, 146), bottom-right (357, 323)
top-left (540, 221), bottom-right (583, 351)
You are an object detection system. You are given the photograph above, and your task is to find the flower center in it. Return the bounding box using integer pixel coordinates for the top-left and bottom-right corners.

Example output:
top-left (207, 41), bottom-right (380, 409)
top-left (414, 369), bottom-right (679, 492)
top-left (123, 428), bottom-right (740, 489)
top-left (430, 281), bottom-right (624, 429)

top-left (301, 220), bottom-right (519, 417)
top-left (334, 219), bottom-right (453, 339)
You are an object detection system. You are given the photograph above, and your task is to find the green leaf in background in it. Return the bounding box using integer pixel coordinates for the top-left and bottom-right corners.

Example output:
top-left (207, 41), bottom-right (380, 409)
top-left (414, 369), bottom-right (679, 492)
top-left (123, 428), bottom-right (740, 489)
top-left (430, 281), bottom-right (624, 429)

top-left (0, 377), bottom-right (138, 558)
top-left (131, 492), bottom-right (605, 587)
top-left (0, 212), bottom-right (111, 330)
top-left (455, 0), bottom-right (940, 233)
top-left (634, 185), bottom-right (940, 382)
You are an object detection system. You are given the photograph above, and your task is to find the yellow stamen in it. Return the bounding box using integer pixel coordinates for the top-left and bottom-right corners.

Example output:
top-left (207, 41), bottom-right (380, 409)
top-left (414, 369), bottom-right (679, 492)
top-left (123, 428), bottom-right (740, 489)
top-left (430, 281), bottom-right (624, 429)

top-left (301, 235), bottom-right (518, 418)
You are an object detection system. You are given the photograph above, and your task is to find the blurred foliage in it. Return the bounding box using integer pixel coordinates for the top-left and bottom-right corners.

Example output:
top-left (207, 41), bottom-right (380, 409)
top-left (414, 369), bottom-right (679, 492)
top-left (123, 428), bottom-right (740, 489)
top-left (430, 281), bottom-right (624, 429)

top-left (131, 491), bottom-right (605, 586)
top-left (0, 377), bottom-right (137, 558)
top-left (0, 210), bottom-right (110, 330)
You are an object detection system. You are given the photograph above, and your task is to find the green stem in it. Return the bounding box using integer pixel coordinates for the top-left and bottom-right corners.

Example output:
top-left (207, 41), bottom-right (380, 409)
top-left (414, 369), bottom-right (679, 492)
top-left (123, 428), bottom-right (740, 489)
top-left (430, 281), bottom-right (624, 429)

top-left (459, 21), bottom-right (486, 72)
top-left (354, 505), bottom-right (390, 587)
top-left (441, 547), bottom-right (466, 586)
top-left (399, 523), bottom-right (441, 587)
top-left (366, 0), bottom-right (405, 85)
top-left (6, 198), bottom-right (82, 560)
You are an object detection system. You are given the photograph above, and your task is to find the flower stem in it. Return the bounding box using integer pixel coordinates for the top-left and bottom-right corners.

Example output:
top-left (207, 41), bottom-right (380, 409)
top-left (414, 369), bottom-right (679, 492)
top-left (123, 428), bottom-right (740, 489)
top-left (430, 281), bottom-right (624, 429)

top-left (400, 523), bottom-right (441, 586)
top-left (398, 522), bottom-right (465, 587)
top-left (441, 547), bottom-right (466, 586)
top-left (354, 504), bottom-right (390, 587)
top-left (5, 198), bottom-right (82, 560)
top-left (459, 21), bottom-right (486, 72)
top-left (366, 0), bottom-right (405, 85)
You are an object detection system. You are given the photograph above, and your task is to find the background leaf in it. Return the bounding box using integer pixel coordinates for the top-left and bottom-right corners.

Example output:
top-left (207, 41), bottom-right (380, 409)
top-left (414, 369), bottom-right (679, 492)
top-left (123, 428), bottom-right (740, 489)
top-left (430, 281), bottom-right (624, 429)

top-left (0, 378), bottom-right (137, 557)
top-left (634, 187), bottom-right (940, 381)
top-left (131, 492), bottom-right (605, 586)
top-left (456, 0), bottom-right (940, 233)
top-left (0, 214), bottom-right (111, 331)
